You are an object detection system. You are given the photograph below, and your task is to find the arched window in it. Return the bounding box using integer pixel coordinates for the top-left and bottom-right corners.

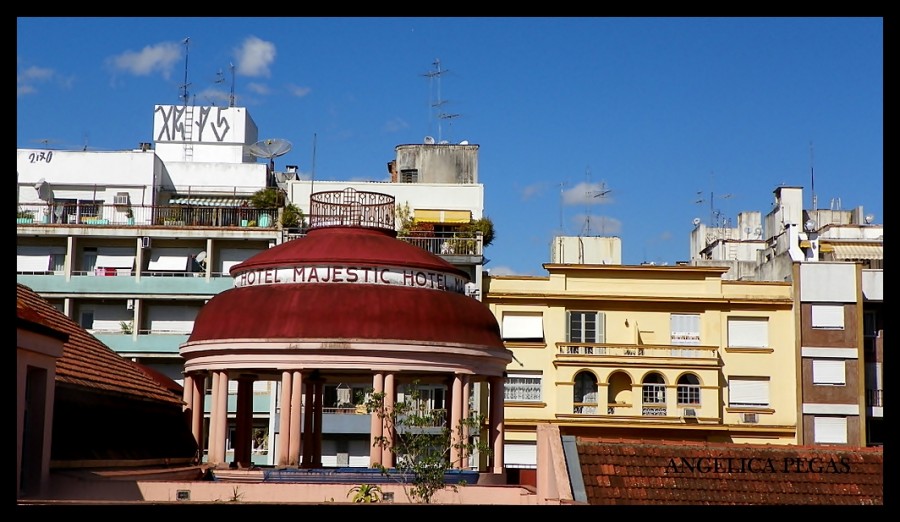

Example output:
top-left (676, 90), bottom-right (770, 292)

top-left (573, 372), bottom-right (598, 414)
top-left (641, 373), bottom-right (667, 416)
top-left (677, 374), bottom-right (701, 405)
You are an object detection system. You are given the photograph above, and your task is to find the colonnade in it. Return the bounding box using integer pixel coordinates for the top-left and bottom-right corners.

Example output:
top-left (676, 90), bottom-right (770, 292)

top-left (182, 371), bottom-right (506, 474)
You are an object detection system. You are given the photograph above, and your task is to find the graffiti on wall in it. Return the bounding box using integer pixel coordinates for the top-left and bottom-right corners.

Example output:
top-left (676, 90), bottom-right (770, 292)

top-left (155, 105), bottom-right (233, 143)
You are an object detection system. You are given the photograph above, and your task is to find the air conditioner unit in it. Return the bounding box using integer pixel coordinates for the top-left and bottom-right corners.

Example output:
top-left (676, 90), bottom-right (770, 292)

top-left (126, 299), bottom-right (134, 310)
top-left (114, 193), bottom-right (130, 206)
top-left (682, 408), bottom-right (697, 418)
top-left (141, 236), bottom-right (152, 249)
top-left (740, 412), bottom-right (759, 424)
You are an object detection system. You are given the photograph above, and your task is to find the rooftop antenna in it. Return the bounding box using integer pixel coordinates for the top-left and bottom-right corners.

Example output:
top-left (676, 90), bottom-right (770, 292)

top-left (421, 59), bottom-right (460, 143)
top-left (248, 138), bottom-right (293, 174)
top-left (310, 133), bottom-right (317, 195)
top-left (179, 37), bottom-right (191, 105)
top-left (809, 141), bottom-right (817, 211)
top-left (229, 62), bottom-right (236, 107)
top-left (694, 171), bottom-right (733, 228)
top-left (581, 167), bottom-right (612, 236)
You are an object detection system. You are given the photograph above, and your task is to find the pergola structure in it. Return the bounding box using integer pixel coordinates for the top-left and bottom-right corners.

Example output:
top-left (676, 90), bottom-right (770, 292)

top-left (179, 188), bottom-right (512, 475)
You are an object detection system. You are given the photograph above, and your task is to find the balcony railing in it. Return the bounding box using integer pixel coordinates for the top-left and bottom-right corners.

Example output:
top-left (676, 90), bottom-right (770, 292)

top-left (867, 388), bottom-right (883, 407)
top-left (16, 203), bottom-right (280, 229)
top-left (557, 342), bottom-right (716, 358)
top-left (284, 231), bottom-right (484, 257)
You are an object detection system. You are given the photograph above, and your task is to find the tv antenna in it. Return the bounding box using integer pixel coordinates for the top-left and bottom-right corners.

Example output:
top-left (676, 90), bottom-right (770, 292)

top-left (809, 141), bottom-right (817, 211)
top-left (229, 62), bottom-right (236, 107)
top-left (421, 59), bottom-right (460, 143)
top-left (694, 173), bottom-right (733, 228)
top-left (581, 167), bottom-right (612, 236)
top-left (248, 138), bottom-right (292, 173)
top-left (179, 37), bottom-right (191, 105)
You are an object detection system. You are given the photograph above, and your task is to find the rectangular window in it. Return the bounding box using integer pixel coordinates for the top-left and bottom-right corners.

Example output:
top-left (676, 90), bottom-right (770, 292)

top-left (728, 377), bottom-right (770, 408)
top-left (811, 304), bottom-right (845, 329)
top-left (863, 311), bottom-right (878, 338)
top-left (504, 372), bottom-right (542, 402)
top-left (812, 360), bottom-right (846, 385)
top-left (677, 385), bottom-right (701, 405)
top-left (567, 311), bottom-right (605, 344)
top-left (814, 416), bottom-right (848, 444)
top-left (80, 310), bottom-right (95, 330)
top-left (727, 317), bottom-right (769, 348)
top-left (83, 247), bottom-right (98, 273)
top-left (670, 314), bottom-right (701, 346)
top-left (501, 312), bottom-right (544, 342)
top-left (400, 169), bottom-right (418, 183)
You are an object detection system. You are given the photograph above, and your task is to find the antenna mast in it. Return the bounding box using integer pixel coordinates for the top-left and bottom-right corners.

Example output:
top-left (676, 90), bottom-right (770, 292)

top-left (422, 59), bottom-right (460, 143)
top-left (179, 37), bottom-right (191, 104)
top-left (229, 62), bottom-right (236, 107)
top-left (809, 141), bottom-right (817, 211)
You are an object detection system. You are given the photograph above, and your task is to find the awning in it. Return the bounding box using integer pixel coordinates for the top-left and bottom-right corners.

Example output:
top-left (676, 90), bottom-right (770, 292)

top-left (799, 240), bottom-right (812, 249)
top-left (96, 247), bottom-right (135, 269)
top-left (148, 255), bottom-right (191, 271)
top-left (828, 243), bottom-right (883, 260)
top-left (413, 209), bottom-right (472, 224)
top-left (17, 254), bottom-right (50, 272)
top-left (169, 197), bottom-right (249, 207)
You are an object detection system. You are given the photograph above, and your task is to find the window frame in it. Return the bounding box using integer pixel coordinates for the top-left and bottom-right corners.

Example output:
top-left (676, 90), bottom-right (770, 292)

top-left (567, 311), bottom-right (606, 344)
top-left (811, 304), bottom-right (845, 330)
top-left (504, 372), bottom-right (542, 403)
top-left (812, 360), bottom-right (846, 386)
top-left (670, 313), bottom-right (701, 346)
top-left (728, 377), bottom-right (770, 409)
top-left (813, 416), bottom-right (848, 444)
top-left (727, 317), bottom-right (769, 348)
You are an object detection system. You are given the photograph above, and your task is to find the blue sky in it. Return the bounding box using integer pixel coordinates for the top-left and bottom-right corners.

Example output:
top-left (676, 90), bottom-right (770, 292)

top-left (17, 17), bottom-right (883, 275)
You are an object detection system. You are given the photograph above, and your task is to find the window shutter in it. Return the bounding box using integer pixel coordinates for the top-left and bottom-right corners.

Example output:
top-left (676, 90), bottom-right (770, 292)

top-left (811, 304), bottom-right (845, 328)
top-left (812, 360), bottom-right (846, 385)
top-left (814, 417), bottom-right (848, 443)
top-left (596, 312), bottom-right (606, 343)
top-left (728, 378), bottom-right (769, 407)
top-left (727, 317), bottom-right (769, 348)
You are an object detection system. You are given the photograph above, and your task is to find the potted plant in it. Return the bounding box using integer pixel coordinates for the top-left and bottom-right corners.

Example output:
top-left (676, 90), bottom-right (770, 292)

top-left (17, 208), bottom-right (35, 224)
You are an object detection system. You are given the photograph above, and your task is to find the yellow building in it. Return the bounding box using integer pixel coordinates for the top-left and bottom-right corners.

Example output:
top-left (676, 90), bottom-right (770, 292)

top-left (484, 262), bottom-right (798, 471)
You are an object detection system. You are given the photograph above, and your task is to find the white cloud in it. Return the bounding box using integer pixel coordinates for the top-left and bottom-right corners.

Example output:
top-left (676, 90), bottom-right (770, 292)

top-left (383, 117), bottom-right (409, 133)
top-left (195, 87), bottom-right (231, 106)
top-left (106, 41), bottom-right (182, 79)
top-left (486, 265), bottom-right (518, 276)
top-left (246, 82), bottom-right (270, 95)
top-left (287, 84), bottom-right (311, 97)
top-left (520, 183), bottom-right (544, 201)
top-left (17, 65), bottom-right (58, 97)
top-left (234, 36), bottom-right (276, 78)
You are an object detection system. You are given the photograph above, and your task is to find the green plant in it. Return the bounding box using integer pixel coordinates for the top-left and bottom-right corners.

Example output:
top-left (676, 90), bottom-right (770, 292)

top-left (228, 486), bottom-right (244, 502)
top-left (395, 201), bottom-right (414, 235)
top-left (281, 203), bottom-right (304, 228)
top-left (461, 216), bottom-right (495, 247)
top-left (347, 483), bottom-right (383, 503)
top-left (17, 208), bottom-right (35, 219)
top-left (364, 380), bottom-right (491, 504)
top-left (119, 321), bottom-right (133, 334)
top-left (250, 187), bottom-right (285, 208)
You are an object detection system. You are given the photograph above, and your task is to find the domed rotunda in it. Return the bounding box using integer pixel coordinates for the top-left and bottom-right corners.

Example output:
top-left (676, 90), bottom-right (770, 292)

top-left (180, 188), bottom-right (511, 475)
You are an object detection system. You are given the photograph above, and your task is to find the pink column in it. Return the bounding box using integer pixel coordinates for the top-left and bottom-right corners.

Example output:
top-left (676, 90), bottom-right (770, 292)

top-left (313, 380), bottom-right (323, 467)
top-left (235, 376), bottom-right (253, 467)
top-left (461, 375), bottom-right (471, 466)
top-left (289, 371), bottom-right (303, 467)
top-left (213, 370), bottom-right (229, 466)
top-left (207, 371), bottom-right (220, 466)
top-left (182, 374), bottom-right (194, 413)
top-left (489, 376), bottom-right (505, 474)
top-left (301, 378), bottom-right (315, 467)
top-left (450, 374), bottom-right (463, 468)
top-left (369, 373), bottom-right (384, 466)
top-left (191, 374), bottom-right (205, 459)
top-left (277, 371), bottom-right (292, 466)
top-left (381, 373), bottom-right (395, 468)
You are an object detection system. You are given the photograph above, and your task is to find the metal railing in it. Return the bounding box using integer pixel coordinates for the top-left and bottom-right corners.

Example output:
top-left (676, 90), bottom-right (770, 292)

top-left (283, 231), bottom-right (484, 257)
top-left (557, 342), bottom-right (716, 358)
top-left (16, 203), bottom-right (280, 229)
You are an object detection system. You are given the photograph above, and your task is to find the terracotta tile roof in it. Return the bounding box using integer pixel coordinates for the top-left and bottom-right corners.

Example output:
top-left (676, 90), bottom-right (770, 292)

top-left (576, 438), bottom-right (883, 505)
top-left (17, 283), bottom-right (184, 406)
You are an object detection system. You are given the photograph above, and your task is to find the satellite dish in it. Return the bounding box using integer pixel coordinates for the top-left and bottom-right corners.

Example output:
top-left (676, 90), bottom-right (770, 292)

top-left (692, 217), bottom-right (701, 226)
top-left (459, 140), bottom-right (469, 145)
top-left (865, 214), bottom-right (874, 224)
top-left (248, 138), bottom-right (292, 172)
top-left (195, 251), bottom-right (207, 266)
top-left (34, 178), bottom-right (51, 201)
top-left (424, 136), bottom-right (435, 145)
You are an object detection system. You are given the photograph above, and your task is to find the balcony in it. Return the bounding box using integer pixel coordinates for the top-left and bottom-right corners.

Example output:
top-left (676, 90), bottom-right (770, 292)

top-left (867, 388), bottom-right (884, 407)
top-left (16, 202), bottom-right (280, 229)
top-left (284, 231), bottom-right (484, 258)
top-left (556, 342), bottom-right (719, 365)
